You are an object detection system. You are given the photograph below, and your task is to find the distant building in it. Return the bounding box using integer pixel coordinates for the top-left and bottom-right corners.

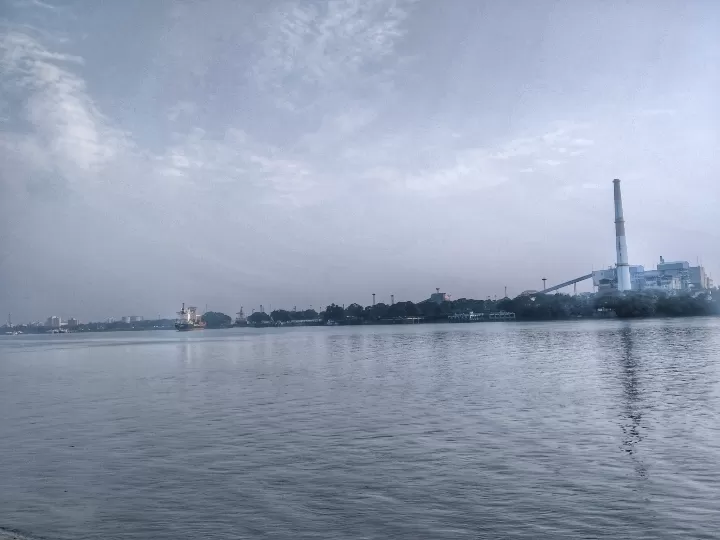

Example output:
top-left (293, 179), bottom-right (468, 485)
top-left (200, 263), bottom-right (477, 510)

top-left (593, 257), bottom-right (710, 293)
top-left (129, 315), bottom-right (143, 322)
top-left (67, 318), bottom-right (79, 328)
top-left (592, 268), bottom-right (619, 292)
top-left (121, 316), bottom-right (130, 324)
top-left (689, 266), bottom-right (709, 290)
top-left (429, 288), bottom-right (450, 304)
top-left (639, 270), bottom-right (682, 291)
top-left (46, 316), bottom-right (61, 328)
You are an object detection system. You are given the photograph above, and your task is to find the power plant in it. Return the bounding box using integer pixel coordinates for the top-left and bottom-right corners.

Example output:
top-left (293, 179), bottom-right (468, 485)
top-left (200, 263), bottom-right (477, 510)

top-left (526, 179), bottom-right (712, 296)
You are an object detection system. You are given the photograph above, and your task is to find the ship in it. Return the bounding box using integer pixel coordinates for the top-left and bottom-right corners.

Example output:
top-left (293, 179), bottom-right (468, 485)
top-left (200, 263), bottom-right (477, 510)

top-left (175, 303), bottom-right (206, 331)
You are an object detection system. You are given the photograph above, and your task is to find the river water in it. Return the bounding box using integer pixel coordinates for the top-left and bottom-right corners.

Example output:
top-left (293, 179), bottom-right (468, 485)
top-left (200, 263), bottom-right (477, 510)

top-left (1, 319), bottom-right (719, 539)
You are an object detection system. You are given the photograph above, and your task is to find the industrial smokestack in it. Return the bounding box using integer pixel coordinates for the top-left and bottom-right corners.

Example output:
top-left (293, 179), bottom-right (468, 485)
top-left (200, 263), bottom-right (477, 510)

top-left (613, 179), bottom-right (631, 291)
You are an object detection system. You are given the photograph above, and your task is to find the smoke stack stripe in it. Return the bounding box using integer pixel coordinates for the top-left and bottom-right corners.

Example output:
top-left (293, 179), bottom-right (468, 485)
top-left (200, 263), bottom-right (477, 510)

top-left (613, 179), bottom-right (631, 291)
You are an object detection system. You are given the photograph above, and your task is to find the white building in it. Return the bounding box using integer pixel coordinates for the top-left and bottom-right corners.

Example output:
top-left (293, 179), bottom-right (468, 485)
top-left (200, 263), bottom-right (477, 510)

top-left (592, 258), bottom-right (709, 293)
top-left (46, 316), bottom-right (61, 328)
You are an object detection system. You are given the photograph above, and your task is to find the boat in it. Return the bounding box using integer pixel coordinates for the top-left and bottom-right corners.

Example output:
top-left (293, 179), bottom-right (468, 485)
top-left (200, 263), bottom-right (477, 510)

top-left (175, 303), bottom-right (206, 331)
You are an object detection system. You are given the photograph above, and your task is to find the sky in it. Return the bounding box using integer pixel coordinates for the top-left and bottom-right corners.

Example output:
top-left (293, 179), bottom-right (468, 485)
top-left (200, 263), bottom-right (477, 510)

top-left (1, 0), bottom-right (719, 322)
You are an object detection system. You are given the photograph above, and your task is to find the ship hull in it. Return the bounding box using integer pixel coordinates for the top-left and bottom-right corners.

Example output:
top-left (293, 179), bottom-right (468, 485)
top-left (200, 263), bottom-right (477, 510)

top-left (175, 322), bottom-right (205, 331)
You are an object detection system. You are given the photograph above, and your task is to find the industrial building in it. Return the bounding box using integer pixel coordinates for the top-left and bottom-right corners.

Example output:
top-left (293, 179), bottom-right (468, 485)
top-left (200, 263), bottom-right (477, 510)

top-left (593, 257), bottom-right (712, 293)
top-left (429, 288), bottom-right (450, 304)
top-left (536, 178), bottom-right (712, 296)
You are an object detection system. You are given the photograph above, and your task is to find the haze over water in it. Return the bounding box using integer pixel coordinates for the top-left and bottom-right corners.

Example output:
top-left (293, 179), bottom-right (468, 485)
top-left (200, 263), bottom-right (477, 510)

top-left (2, 320), bottom-right (720, 539)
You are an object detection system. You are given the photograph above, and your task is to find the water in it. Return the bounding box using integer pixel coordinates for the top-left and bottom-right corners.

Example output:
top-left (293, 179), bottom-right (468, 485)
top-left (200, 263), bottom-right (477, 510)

top-left (1, 319), bottom-right (720, 539)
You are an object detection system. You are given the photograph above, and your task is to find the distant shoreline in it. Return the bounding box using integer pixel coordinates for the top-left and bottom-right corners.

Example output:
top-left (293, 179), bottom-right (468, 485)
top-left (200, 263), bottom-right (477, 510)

top-left (7, 313), bottom-right (720, 337)
top-left (6, 290), bottom-right (717, 336)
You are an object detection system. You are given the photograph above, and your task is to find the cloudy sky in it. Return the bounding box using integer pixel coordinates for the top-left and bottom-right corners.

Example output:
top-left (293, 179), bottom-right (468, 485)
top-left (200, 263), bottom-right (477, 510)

top-left (1, 0), bottom-right (719, 322)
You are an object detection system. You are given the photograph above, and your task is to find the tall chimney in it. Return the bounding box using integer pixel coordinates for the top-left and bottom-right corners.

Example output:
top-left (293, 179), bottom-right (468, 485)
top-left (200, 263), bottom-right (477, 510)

top-left (613, 179), bottom-right (631, 291)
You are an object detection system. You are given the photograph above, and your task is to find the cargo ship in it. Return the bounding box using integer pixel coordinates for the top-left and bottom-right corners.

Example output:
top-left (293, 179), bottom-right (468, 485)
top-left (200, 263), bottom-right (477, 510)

top-left (175, 303), bottom-right (206, 331)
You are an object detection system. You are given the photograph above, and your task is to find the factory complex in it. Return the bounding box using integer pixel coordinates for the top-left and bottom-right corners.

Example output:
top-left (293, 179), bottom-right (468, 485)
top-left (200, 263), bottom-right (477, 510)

top-left (592, 258), bottom-right (712, 294)
top-left (534, 179), bottom-right (712, 296)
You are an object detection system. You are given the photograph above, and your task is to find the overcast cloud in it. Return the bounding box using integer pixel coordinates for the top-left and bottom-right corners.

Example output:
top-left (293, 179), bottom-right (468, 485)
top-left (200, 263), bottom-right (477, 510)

top-left (1, 0), bottom-right (719, 321)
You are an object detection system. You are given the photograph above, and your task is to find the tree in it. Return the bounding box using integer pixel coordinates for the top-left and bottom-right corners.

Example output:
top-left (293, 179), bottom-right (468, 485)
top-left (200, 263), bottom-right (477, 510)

top-left (363, 302), bottom-right (389, 321)
top-left (247, 311), bottom-right (271, 324)
top-left (599, 292), bottom-right (657, 318)
top-left (346, 303), bottom-right (364, 319)
top-left (201, 312), bottom-right (232, 328)
top-left (323, 303), bottom-right (345, 322)
top-left (404, 301), bottom-right (420, 317)
top-left (386, 302), bottom-right (405, 318)
top-left (292, 309), bottom-right (319, 320)
top-left (271, 309), bottom-right (292, 322)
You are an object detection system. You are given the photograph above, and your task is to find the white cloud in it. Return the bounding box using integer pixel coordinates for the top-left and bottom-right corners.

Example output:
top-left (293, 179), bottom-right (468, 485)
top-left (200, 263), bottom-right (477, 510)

top-left (154, 126), bottom-right (320, 206)
top-left (167, 101), bottom-right (197, 122)
top-left (1, 28), bottom-right (326, 209)
top-left (403, 149), bottom-right (507, 195)
top-left (491, 125), bottom-right (592, 163)
top-left (0, 31), bottom-right (129, 178)
top-left (12, 0), bottom-right (58, 10)
top-left (537, 159), bottom-right (564, 167)
top-left (251, 0), bottom-right (413, 110)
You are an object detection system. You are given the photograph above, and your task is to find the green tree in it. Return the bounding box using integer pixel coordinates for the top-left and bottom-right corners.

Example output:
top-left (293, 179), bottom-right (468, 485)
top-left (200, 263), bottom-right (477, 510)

top-left (346, 303), bottom-right (364, 319)
top-left (323, 304), bottom-right (345, 322)
top-left (271, 309), bottom-right (292, 322)
top-left (404, 301), bottom-right (420, 317)
top-left (202, 311), bottom-right (232, 328)
top-left (599, 292), bottom-right (657, 318)
top-left (295, 309), bottom-right (319, 320)
top-left (247, 311), bottom-right (271, 324)
top-left (366, 302), bottom-right (389, 321)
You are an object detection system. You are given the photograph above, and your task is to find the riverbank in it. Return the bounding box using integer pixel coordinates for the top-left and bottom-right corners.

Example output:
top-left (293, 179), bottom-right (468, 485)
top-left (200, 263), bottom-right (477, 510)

top-left (6, 290), bottom-right (715, 336)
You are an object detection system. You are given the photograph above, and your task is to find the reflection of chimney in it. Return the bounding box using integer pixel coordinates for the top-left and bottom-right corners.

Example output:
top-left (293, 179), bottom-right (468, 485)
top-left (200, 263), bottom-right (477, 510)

top-left (614, 179), bottom-right (631, 291)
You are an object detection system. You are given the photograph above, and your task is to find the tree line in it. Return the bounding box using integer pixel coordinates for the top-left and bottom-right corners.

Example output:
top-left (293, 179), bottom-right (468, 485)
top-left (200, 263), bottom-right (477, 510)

top-left (241, 290), bottom-right (719, 325)
top-left (9, 290), bottom-right (717, 335)
top-left (244, 298), bottom-right (495, 325)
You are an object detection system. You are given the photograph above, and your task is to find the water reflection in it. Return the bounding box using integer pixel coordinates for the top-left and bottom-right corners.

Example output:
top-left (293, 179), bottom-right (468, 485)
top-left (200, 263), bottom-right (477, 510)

top-left (178, 341), bottom-right (193, 366)
top-left (616, 325), bottom-right (647, 478)
top-left (597, 324), bottom-right (648, 478)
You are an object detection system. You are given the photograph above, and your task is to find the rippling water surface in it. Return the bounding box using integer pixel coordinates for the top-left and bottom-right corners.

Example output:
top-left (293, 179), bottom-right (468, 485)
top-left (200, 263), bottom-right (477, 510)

top-left (2, 319), bottom-right (720, 539)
